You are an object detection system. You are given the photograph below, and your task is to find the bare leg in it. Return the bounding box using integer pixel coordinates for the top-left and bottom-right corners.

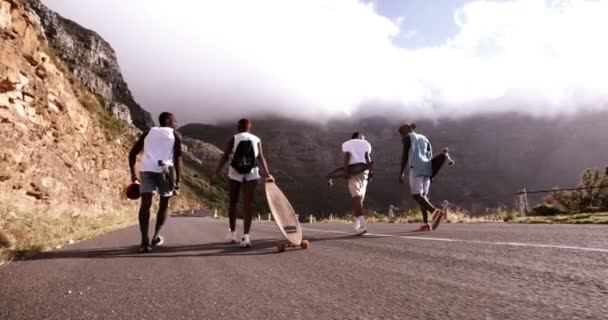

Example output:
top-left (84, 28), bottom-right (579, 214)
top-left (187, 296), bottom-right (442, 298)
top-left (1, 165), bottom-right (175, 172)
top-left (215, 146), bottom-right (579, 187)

top-left (153, 196), bottom-right (170, 240)
top-left (228, 180), bottom-right (241, 232)
top-left (351, 196), bottom-right (365, 218)
top-left (242, 179), bottom-right (257, 234)
top-left (138, 193), bottom-right (153, 244)
top-left (413, 194), bottom-right (435, 224)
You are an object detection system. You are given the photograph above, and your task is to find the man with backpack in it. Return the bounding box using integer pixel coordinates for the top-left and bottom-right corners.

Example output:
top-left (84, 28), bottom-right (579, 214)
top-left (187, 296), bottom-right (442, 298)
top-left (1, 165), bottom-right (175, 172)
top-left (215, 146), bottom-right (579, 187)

top-left (211, 118), bottom-right (273, 248)
top-left (398, 122), bottom-right (444, 231)
top-left (129, 112), bottom-right (183, 253)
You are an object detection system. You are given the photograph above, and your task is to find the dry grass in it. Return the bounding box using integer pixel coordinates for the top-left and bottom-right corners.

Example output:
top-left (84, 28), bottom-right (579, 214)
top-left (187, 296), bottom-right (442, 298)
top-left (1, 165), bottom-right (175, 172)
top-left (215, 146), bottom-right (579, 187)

top-left (318, 208), bottom-right (513, 224)
top-left (515, 212), bottom-right (608, 224)
top-left (0, 200), bottom-right (136, 264)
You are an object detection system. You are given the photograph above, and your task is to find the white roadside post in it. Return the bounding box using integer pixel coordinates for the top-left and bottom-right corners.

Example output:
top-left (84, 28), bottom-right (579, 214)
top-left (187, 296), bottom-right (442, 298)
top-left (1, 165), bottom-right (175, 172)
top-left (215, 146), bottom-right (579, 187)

top-left (268, 213), bottom-right (272, 222)
top-left (519, 188), bottom-right (529, 217)
top-left (441, 200), bottom-right (450, 221)
top-left (213, 209), bottom-right (218, 218)
top-left (388, 205), bottom-right (395, 219)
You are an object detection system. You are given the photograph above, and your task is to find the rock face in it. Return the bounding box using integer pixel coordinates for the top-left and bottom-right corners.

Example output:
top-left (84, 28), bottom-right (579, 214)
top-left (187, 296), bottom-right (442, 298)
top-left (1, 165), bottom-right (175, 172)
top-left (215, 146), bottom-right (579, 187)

top-left (182, 136), bottom-right (223, 175)
top-left (0, 0), bottom-right (138, 215)
top-left (0, 0), bottom-right (218, 217)
top-left (28, 0), bottom-right (154, 130)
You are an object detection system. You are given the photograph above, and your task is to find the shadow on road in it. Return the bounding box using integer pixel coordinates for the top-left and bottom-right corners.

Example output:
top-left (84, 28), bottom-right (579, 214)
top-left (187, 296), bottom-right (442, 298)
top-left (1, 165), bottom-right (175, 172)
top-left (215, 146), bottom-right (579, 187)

top-left (21, 229), bottom-right (431, 262)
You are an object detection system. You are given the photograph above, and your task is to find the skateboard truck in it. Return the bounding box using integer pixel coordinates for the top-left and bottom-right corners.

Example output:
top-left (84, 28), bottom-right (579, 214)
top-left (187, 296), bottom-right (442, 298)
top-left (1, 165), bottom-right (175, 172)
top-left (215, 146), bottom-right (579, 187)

top-left (283, 225), bottom-right (298, 234)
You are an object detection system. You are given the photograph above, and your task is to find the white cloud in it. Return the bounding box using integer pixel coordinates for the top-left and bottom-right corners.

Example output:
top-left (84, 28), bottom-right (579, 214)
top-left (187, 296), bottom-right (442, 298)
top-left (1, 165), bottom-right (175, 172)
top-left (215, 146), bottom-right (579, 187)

top-left (44, 0), bottom-right (608, 122)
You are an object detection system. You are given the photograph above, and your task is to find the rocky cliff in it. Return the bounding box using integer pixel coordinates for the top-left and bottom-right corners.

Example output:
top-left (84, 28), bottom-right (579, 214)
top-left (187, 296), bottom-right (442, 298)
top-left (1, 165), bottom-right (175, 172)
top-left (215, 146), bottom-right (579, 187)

top-left (28, 0), bottom-right (153, 130)
top-left (0, 0), bottom-right (140, 216)
top-left (0, 0), bottom-right (220, 223)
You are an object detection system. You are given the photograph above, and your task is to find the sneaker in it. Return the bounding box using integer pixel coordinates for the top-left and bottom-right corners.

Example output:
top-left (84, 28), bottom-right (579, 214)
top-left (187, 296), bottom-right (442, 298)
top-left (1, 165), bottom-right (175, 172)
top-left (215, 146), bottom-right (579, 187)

top-left (151, 235), bottom-right (164, 246)
top-left (418, 223), bottom-right (431, 231)
top-left (355, 226), bottom-right (367, 235)
top-left (240, 234), bottom-right (251, 248)
top-left (139, 241), bottom-right (152, 253)
top-left (431, 210), bottom-right (444, 230)
top-left (225, 231), bottom-right (237, 244)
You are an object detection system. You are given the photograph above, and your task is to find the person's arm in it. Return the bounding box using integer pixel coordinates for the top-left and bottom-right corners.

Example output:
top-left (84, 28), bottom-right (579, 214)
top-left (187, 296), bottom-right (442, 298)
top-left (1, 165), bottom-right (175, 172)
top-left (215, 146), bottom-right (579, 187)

top-left (365, 151), bottom-right (374, 180)
top-left (128, 131), bottom-right (148, 182)
top-left (400, 136), bottom-right (411, 183)
top-left (173, 131), bottom-right (183, 188)
top-left (343, 152), bottom-right (351, 179)
top-left (211, 137), bottom-right (234, 184)
top-left (257, 142), bottom-right (273, 181)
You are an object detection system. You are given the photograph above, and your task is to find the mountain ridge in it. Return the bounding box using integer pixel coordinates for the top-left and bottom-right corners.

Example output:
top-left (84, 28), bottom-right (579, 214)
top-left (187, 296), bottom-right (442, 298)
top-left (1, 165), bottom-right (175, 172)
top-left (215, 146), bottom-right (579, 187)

top-left (180, 112), bottom-right (608, 215)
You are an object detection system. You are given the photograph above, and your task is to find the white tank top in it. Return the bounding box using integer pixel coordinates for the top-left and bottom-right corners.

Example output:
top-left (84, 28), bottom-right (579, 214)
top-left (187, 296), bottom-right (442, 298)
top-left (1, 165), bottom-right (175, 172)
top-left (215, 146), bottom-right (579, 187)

top-left (231, 132), bottom-right (261, 158)
top-left (141, 127), bottom-right (175, 173)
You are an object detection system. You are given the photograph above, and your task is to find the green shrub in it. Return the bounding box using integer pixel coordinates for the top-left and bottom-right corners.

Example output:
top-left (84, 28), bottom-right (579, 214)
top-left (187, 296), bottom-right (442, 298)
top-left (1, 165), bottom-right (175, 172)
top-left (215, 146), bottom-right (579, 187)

top-left (531, 203), bottom-right (563, 216)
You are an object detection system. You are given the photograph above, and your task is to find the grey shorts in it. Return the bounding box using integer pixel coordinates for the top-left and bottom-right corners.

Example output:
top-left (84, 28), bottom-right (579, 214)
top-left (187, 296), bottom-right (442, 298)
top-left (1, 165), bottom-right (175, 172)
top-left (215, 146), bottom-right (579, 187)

top-left (140, 170), bottom-right (175, 197)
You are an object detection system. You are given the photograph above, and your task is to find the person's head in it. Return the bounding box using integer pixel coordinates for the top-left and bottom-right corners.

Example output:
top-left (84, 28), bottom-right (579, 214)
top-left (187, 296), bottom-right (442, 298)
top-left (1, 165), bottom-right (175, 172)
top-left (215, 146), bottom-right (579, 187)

top-left (398, 122), bottom-right (416, 136)
top-left (238, 118), bottom-right (252, 132)
top-left (159, 112), bottom-right (177, 128)
top-left (351, 132), bottom-right (365, 140)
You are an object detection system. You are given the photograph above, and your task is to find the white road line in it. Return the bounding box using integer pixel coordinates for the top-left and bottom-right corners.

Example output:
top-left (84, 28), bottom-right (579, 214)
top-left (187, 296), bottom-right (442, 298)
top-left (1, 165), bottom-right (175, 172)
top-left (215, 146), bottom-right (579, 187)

top-left (300, 227), bottom-right (608, 253)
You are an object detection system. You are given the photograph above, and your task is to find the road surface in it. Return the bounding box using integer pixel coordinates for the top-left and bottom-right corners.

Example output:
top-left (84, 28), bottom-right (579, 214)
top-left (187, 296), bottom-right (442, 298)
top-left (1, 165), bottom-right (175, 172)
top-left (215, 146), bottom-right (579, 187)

top-left (1, 218), bottom-right (607, 320)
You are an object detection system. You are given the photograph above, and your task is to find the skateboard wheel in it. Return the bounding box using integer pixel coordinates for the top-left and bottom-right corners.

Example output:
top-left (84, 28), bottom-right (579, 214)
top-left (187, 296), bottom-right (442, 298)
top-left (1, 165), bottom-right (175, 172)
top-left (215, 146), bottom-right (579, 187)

top-left (300, 240), bottom-right (310, 250)
top-left (277, 241), bottom-right (286, 252)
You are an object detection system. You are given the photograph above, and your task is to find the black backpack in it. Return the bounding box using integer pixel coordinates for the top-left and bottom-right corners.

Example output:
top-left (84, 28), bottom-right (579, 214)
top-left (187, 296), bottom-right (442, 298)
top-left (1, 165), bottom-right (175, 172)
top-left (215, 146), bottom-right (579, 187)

top-left (231, 140), bottom-right (257, 174)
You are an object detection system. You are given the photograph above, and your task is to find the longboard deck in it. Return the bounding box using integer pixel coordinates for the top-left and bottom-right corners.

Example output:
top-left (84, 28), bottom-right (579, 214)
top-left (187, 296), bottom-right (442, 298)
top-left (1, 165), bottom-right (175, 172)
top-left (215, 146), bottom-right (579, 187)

top-left (326, 162), bottom-right (373, 179)
top-left (431, 148), bottom-right (455, 180)
top-left (264, 181), bottom-right (302, 246)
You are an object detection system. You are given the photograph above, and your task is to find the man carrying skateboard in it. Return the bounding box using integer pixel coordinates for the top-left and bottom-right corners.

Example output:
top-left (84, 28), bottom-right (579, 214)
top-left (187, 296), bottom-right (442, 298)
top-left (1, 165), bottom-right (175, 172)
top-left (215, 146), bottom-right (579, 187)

top-left (342, 132), bottom-right (373, 235)
top-left (211, 118), bottom-right (273, 248)
top-left (129, 112), bottom-right (183, 253)
top-left (398, 123), bottom-right (444, 231)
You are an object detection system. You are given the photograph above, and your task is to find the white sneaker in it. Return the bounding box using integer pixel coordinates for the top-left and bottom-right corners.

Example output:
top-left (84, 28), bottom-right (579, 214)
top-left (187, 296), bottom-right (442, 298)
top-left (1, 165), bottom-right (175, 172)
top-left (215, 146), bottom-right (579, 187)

top-left (355, 218), bottom-right (367, 235)
top-left (355, 226), bottom-right (367, 235)
top-left (151, 235), bottom-right (164, 246)
top-left (240, 234), bottom-right (251, 248)
top-left (225, 231), bottom-right (237, 244)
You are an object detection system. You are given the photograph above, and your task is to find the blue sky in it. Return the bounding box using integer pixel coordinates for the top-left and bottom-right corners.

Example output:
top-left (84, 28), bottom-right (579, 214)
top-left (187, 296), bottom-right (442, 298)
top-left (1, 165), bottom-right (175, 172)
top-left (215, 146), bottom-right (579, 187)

top-left (374, 0), bottom-right (465, 48)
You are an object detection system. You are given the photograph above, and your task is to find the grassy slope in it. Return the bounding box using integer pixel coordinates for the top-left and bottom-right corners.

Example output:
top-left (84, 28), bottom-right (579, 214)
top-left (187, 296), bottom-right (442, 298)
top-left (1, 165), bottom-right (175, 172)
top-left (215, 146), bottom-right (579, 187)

top-left (515, 212), bottom-right (608, 224)
top-left (0, 160), bottom-right (226, 264)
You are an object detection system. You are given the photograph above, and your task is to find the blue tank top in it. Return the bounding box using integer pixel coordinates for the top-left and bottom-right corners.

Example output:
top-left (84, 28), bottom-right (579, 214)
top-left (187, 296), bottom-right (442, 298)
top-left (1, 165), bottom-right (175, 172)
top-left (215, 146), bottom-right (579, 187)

top-left (407, 133), bottom-right (433, 177)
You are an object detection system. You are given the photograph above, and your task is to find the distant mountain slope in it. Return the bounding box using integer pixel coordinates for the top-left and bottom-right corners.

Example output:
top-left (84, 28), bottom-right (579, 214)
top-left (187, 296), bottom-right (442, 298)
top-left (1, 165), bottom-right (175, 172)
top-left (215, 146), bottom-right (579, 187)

top-left (180, 113), bottom-right (608, 215)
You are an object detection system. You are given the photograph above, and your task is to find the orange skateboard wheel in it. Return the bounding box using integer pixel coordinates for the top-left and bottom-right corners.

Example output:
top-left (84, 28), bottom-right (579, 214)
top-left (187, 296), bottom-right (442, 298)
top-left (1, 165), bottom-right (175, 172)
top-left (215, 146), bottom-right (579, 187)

top-left (300, 240), bottom-right (310, 250)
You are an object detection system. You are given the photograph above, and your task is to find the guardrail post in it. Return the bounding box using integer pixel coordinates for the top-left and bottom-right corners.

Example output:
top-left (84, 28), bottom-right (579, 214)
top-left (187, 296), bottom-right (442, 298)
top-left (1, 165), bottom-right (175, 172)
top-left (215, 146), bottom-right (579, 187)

top-left (268, 213), bottom-right (272, 221)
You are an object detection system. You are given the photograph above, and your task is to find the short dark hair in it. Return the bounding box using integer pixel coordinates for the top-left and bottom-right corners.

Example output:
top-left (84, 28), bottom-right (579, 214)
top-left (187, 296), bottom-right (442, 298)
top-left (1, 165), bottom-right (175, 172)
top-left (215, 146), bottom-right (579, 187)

top-left (159, 112), bottom-right (174, 126)
top-left (351, 132), bottom-right (363, 139)
top-left (238, 118), bottom-right (251, 131)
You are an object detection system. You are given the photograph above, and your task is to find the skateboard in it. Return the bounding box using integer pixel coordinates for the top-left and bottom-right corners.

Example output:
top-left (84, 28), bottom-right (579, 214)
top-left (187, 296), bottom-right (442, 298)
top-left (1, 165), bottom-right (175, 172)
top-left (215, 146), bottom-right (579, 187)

top-left (431, 209), bottom-right (445, 230)
top-left (326, 162), bottom-right (374, 186)
top-left (431, 148), bottom-right (455, 181)
top-left (264, 181), bottom-right (310, 252)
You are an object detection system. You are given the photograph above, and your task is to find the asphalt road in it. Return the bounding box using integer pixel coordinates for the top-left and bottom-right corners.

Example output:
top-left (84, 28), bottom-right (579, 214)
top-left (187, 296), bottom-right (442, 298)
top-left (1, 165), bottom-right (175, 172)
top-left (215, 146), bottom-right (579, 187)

top-left (1, 218), bottom-right (607, 320)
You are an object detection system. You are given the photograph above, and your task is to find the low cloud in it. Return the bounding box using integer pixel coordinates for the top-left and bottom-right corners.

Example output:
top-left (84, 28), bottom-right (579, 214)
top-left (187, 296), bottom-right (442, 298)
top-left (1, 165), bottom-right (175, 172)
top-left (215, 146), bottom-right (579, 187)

top-left (44, 0), bottom-right (608, 123)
